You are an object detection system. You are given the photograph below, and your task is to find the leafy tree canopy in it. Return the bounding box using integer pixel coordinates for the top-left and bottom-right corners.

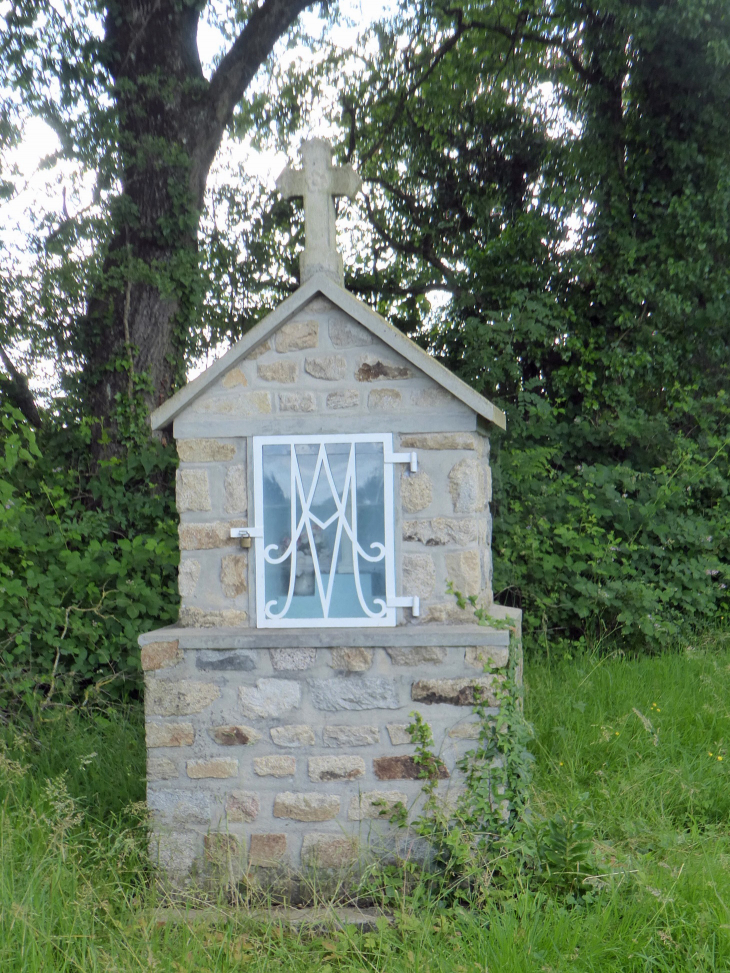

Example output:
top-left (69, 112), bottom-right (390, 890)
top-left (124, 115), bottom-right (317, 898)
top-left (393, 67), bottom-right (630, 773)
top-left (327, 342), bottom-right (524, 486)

top-left (1, 0), bottom-right (729, 706)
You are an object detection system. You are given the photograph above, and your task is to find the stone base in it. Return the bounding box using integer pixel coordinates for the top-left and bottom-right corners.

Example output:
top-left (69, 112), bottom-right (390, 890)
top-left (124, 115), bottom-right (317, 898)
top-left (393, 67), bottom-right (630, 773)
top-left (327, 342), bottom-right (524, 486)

top-left (152, 904), bottom-right (388, 931)
top-left (142, 622), bottom-right (520, 896)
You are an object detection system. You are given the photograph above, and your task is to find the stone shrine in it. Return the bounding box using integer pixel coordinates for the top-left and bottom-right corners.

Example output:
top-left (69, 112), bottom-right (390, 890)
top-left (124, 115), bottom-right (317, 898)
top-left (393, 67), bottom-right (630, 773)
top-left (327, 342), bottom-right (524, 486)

top-left (141, 139), bottom-right (521, 894)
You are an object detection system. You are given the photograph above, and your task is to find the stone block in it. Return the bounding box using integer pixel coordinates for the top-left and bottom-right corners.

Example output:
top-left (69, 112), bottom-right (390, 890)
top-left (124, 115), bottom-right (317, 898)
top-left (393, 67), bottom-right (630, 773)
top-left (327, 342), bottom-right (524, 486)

top-left (155, 832), bottom-right (199, 878)
top-left (411, 676), bottom-right (500, 707)
top-left (348, 791), bottom-right (408, 821)
top-left (258, 360), bottom-right (298, 383)
top-left (178, 559), bottom-right (201, 598)
top-left (141, 640), bottom-right (183, 672)
top-left (187, 757), bottom-right (238, 779)
top-left (146, 722), bottom-right (195, 748)
top-left (465, 646), bottom-right (510, 669)
top-left (249, 833), bottom-right (287, 866)
top-left (245, 339), bottom-right (271, 360)
top-left (147, 680), bottom-right (220, 716)
top-left (356, 355), bottom-right (411, 382)
top-left (178, 607), bottom-right (248, 628)
top-left (239, 680), bottom-right (301, 719)
top-left (273, 792), bottom-right (340, 822)
top-left (400, 471), bottom-right (432, 513)
top-left (271, 725), bottom-right (316, 747)
top-left (270, 647), bottom-right (316, 671)
top-left (329, 647), bottom-right (373, 671)
top-left (326, 390), bottom-right (359, 410)
top-left (204, 833), bottom-right (240, 863)
top-left (301, 834), bottom-right (359, 868)
top-left (445, 550), bottom-right (482, 597)
top-left (329, 316), bottom-right (372, 347)
top-left (195, 650), bottom-right (256, 671)
top-left (221, 554), bottom-right (247, 598)
top-left (253, 755), bottom-right (296, 777)
top-left (373, 755), bottom-right (449, 781)
top-left (447, 722), bottom-right (481, 740)
top-left (385, 645), bottom-right (446, 666)
top-left (410, 388), bottom-right (454, 409)
top-left (279, 391), bottom-right (316, 412)
top-left (177, 439), bottom-right (236, 462)
top-left (305, 355), bottom-right (347, 380)
top-left (422, 602), bottom-right (478, 624)
top-left (192, 391), bottom-right (271, 416)
top-left (224, 466), bottom-right (247, 514)
top-left (400, 433), bottom-right (477, 450)
top-left (209, 725), bottom-right (262, 746)
top-left (221, 367), bottom-right (248, 387)
top-left (176, 469), bottom-right (211, 512)
top-left (368, 388), bottom-right (402, 410)
top-left (147, 788), bottom-right (212, 825)
top-left (402, 517), bottom-right (478, 547)
top-left (448, 458), bottom-right (487, 513)
top-left (275, 319), bottom-right (318, 352)
top-left (178, 520), bottom-right (244, 551)
top-left (323, 725), bottom-right (380, 747)
top-left (147, 756), bottom-right (179, 780)
top-left (226, 790), bottom-right (260, 823)
top-left (308, 677), bottom-right (400, 712)
top-left (402, 553), bottom-right (436, 599)
top-left (308, 756), bottom-right (366, 782)
top-left (386, 724), bottom-right (415, 746)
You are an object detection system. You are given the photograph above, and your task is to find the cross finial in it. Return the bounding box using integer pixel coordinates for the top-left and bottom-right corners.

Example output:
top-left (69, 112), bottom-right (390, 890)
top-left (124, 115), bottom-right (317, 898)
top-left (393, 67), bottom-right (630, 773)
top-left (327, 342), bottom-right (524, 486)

top-left (276, 138), bottom-right (362, 286)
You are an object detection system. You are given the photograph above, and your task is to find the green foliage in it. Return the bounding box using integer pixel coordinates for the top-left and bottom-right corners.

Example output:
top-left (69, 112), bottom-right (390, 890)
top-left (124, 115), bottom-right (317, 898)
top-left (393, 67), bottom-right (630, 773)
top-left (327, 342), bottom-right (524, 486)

top-left (376, 614), bottom-right (542, 905)
top-left (534, 812), bottom-right (594, 896)
top-left (2, 0), bottom-right (730, 669)
top-left (495, 399), bottom-right (730, 654)
top-left (253, 0), bottom-right (730, 657)
top-left (0, 405), bottom-right (179, 709)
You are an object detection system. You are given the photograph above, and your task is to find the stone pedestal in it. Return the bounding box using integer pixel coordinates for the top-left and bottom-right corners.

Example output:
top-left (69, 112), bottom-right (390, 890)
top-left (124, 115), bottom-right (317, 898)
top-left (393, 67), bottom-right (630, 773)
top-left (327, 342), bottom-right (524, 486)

top-left (142, 621), bottom-right (519, 894)
top-left (142, 208), bottom-right (514, 894)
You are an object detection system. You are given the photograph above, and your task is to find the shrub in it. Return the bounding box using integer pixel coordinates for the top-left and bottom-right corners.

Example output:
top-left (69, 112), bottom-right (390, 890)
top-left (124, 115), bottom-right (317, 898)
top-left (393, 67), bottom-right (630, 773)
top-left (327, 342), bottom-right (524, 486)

top-left (0, 405), bottom-right (179, 710)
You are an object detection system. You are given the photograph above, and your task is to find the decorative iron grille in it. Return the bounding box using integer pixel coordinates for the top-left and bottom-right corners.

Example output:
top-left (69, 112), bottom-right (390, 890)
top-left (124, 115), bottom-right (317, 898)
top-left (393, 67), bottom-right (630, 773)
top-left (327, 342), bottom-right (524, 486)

top-left (252, 434), bottom-right (398, 628)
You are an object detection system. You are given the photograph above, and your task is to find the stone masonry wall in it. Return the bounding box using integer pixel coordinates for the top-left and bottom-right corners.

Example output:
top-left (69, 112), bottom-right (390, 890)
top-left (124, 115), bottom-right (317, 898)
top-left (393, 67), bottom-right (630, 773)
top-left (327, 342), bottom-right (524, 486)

top-left (143, 629), bottom-right (513, 891)
top-left (147, 288), bottom-right (512, 894)
top-left (175, 297), bottom-right (493, 627)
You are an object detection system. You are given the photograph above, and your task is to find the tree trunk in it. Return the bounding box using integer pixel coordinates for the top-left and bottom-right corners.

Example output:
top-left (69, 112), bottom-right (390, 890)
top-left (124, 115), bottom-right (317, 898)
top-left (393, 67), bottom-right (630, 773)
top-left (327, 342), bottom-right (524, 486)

top-left (82, 0), bottom-right (314, 456)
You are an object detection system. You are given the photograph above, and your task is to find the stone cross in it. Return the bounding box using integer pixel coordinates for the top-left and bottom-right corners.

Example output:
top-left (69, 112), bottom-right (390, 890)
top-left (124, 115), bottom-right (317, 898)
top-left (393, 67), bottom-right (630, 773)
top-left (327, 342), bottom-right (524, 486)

top-left (276, 138), bottom-right (362, 286)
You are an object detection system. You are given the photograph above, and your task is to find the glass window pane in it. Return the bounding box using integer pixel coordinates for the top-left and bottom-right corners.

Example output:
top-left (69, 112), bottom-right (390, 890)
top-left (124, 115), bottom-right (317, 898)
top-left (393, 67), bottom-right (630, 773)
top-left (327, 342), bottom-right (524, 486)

top-left (257, 437), bottom-right (392, 625)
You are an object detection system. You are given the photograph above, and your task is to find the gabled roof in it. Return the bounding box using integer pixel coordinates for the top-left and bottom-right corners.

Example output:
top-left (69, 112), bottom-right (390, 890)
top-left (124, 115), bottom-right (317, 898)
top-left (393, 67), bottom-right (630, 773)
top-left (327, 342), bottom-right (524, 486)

top-left (150, 273), bottom-right (506, 431)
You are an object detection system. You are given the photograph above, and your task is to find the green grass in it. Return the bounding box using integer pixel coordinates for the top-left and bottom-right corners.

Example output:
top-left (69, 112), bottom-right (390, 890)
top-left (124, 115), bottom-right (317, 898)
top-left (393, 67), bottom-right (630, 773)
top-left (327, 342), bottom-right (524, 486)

top-left (2, 635), bottom-right (730, 971)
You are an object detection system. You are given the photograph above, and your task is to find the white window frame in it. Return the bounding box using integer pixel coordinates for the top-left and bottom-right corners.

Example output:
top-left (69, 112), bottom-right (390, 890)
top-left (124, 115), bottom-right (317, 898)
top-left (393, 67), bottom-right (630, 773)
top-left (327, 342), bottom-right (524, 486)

top-left (245, 433), bottom-right (415, 629)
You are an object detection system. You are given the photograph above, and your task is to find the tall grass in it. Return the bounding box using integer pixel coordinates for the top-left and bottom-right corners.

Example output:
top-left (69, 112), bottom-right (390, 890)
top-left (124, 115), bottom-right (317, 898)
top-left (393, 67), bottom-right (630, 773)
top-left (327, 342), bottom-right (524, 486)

top-left (2, 636), bottom-right (729, 971)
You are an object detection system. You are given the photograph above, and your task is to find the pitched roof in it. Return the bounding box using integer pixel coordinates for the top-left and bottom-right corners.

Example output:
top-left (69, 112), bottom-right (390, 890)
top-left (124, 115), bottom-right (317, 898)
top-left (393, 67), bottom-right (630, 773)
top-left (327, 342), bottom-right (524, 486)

top-left (150, 273), bottom-right (506, 431)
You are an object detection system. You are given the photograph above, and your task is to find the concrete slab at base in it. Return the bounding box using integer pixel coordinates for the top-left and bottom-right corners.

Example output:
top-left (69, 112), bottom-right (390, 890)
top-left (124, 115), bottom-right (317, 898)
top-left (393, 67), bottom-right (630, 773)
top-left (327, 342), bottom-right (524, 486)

top-left (152, 904), bottom-right (389, 932)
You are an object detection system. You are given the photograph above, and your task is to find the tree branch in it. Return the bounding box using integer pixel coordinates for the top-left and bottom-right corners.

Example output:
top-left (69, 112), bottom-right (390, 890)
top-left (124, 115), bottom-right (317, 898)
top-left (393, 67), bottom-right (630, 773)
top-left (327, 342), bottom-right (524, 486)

top-left (0, 344), bottom-right (42, 428)
top-left (360, 14), bottom-right (467, 169)
top-left (207, 0), bottom-right (316, 134)
top-left (361, 192), bottom-right (462, 298)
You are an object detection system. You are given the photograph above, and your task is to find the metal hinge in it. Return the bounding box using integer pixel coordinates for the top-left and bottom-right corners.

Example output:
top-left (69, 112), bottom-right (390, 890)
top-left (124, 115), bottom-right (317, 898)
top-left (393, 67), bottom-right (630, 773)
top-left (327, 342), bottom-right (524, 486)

top-left (386, 594), bottom-right (420, 617)
top-left (384, 449), bottom-right (418, 473)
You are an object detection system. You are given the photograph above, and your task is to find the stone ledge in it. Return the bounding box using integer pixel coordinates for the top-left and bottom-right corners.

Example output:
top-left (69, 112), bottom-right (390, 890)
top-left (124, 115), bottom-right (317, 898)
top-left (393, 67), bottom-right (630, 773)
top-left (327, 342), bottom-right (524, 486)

top-left (139, 624), bottom-right (510, 650)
